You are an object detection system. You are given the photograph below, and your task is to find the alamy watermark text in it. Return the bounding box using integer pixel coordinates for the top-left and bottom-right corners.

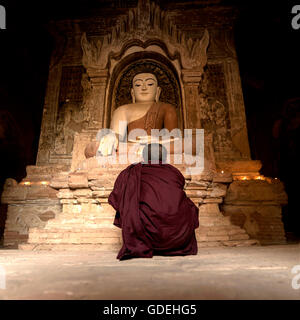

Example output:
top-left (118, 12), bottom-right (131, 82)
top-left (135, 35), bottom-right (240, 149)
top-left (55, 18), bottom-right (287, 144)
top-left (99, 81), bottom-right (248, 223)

top-left (0, 4), bottom-right (6, 30)
top-left (291, 5), bottom-right (300, 30)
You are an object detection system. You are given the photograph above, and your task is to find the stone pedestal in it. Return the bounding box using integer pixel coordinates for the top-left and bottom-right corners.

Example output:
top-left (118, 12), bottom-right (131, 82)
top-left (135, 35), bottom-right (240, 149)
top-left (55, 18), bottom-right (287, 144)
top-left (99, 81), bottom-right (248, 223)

top-left (1, 157), bottom-right (259, 251)
top-left (222, 180), bottom-right (288, 245)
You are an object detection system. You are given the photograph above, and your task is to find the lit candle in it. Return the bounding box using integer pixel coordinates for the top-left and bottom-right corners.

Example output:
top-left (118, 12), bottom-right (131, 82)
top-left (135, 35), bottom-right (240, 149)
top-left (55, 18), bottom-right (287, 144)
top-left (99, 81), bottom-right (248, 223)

top-left (24, 181), bottom-right (31, 186)
top-left (41, 181), bottom-right (48, 186)
top-left (221, 170), bottom-right (224, 174)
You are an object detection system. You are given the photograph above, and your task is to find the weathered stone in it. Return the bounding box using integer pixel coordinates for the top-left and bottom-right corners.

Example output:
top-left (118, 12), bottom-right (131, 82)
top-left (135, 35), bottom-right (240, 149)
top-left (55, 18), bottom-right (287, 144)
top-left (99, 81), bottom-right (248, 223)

top-left (92, 190), bottom-right (111, 198)
top-left (203, 198), bottom-right (223, 203)
top-left (60, 199), bottom-right (77, 204)
top-left (216, 160), bottom-right (262, 174)
top-left (189, 198), bottom-right (204, 205)
top-left (222, 201), bottom-right (286, 245)
top-left (26, 165), bottom-right (70, 176)
top-left (185, 183), bottom-right (208, 190)
top-left (212, 173), bottom-right (233, 183)
top-left (3, 178), bottom-right (18, 188)
top-left (207, 235), bottom-right (230, 241)
top-left (186, 181), bottom-right (210, 188)
top-left (68, 173), bottom-right (89, 189)
top-left (101, 203), bottom-right (117, 215)
top-left (191, 171), bottom-right (213, 182)
top-left (3, 202), bottom-right (61, 247)
top-left (26, 186), bottom-right (58, 200)
top-left (39, 211), bottom-right (56, 221)
top-left (209, 183), bottom-right (227, 198)
top-left (185, 190), bottom-right (208, 198)
top-left (87, 168), bottom-right (106, 180)
top-left (1, 186), bottom-right (27, 203)
top-left (88, 179), bottom-right (114, 188)
top-left (226, 180), bottom-right (288, 204)
top-left (228, 234), bottom-right (249, 240)
top-left (73, 189), bottom-right (93, 198)
top-left (22, 175), bottom-right (53, 183)
top-left (50, 172), bottom-right (69, 189)
top-left (57, 189), bottom-right (74, 199)
top-left (199, 203), bottom-right (220, 214)
top-left (50, 180), bottom-right (69, 189)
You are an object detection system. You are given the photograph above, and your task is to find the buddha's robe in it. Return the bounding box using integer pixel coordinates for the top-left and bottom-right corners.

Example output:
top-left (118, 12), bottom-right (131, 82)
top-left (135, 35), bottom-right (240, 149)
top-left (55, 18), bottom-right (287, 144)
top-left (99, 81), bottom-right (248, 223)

top-left (108, 162), bottom-right (199, 260)
top-left (84, 102), bottom-right (178, 158)
top-left (127, 102), bottom-right (175, 136)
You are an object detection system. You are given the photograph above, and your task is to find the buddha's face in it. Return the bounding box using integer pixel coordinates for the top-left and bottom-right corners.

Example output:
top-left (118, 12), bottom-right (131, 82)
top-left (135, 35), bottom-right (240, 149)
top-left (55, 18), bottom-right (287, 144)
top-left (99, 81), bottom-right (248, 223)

top-left (131, 73), bottom-right (161, 103)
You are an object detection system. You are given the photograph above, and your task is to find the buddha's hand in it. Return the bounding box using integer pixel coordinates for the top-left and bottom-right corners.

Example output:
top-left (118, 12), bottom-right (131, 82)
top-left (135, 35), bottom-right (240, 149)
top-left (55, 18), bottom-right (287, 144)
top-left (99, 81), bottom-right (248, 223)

top-left (98, 133), bottom-right (118, 156)
top-left (136, 145), bottom-right (145, 157)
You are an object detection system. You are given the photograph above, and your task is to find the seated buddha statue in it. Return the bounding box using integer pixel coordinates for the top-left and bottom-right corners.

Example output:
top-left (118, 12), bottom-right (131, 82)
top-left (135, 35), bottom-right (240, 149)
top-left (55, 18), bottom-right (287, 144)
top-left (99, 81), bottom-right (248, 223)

top-left (84, 71), bottom-right (196, 159)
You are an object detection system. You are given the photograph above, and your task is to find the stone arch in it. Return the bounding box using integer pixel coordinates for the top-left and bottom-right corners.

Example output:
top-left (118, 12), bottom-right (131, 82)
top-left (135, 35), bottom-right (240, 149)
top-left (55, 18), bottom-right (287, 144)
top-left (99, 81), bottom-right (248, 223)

top-left (105, 51), bottom-right (184, 131)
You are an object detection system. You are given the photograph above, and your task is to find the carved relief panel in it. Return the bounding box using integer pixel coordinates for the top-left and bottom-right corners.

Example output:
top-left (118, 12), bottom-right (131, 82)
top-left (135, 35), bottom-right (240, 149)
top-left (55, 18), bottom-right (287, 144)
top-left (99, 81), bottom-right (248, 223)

top-left (199, 63), bottom-right (242, 160)
top-left (54, 66), bottom-right (88, 155)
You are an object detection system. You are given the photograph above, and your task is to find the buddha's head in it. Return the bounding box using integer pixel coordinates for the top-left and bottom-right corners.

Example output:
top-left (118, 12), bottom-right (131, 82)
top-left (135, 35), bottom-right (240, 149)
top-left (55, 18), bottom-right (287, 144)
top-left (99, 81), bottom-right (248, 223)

top-left (131, 73), bottom-right (161, 103)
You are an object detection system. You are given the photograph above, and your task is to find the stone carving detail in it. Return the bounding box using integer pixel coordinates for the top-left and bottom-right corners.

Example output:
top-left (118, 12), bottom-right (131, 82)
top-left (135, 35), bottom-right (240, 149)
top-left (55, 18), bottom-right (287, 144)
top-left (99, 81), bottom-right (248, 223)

top-left (80, 73), bottom-right (95, 126)
top-left (199, 64), bottom-right (241, 160)
top-left (54, 66), bottom-right (88, 155)
top-left (15, 213), bottom-right (46, 234)
top-left (81, 0), bottom-right (209, 71)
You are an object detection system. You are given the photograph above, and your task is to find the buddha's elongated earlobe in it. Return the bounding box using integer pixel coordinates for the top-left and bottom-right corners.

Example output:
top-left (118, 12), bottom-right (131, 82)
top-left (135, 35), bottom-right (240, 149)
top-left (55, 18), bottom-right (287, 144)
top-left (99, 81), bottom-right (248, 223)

top-left (155, 87), bottom-right (161, 102)
top-left (131, 88), bottom-right (136, 103)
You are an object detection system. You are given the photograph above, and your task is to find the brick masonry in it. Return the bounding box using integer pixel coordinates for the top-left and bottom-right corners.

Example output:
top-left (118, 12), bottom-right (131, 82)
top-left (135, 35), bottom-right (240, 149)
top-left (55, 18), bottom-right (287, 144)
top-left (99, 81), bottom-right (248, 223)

top-left (1, 162), bottom-right (269, 251)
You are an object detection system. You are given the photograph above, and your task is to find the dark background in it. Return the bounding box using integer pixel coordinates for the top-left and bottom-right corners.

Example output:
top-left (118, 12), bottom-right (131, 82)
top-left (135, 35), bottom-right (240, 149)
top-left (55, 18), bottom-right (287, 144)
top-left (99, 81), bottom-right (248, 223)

top-left (0, 0), bottom-right (299, 236)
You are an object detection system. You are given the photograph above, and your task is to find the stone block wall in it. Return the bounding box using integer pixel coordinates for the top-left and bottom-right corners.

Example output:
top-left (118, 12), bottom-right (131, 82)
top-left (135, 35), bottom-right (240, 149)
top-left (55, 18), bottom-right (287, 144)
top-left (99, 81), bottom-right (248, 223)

top-left (222, 180), bottom-right (288, 244)
top-left (1, 167), bottom-right (64, 248)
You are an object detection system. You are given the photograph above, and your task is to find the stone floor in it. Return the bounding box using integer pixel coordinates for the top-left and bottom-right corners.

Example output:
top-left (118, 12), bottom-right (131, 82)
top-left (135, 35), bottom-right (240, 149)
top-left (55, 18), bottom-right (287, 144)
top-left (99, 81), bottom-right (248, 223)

top-left (0, 243), bottom-right (299, 300)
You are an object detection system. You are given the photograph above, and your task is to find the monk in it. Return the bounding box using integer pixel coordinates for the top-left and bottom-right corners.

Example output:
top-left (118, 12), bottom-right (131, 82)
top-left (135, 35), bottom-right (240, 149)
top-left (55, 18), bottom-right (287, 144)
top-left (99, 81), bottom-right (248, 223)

top-left (108, 143), bottom-right (199, 260)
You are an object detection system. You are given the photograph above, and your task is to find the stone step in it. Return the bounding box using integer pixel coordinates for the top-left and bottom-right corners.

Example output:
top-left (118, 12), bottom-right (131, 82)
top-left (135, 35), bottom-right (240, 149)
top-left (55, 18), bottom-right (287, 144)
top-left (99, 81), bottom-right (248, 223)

top-left (196, 227), bottom-right (247, 237)
top-left (196, 232), bottom-right (249, 242)
top-left (19, 243), bottom-right (121, 251)
top-left (197, 239), bottom-right (259, 247)
top-left (19, 239), bottom-right (259, 251)
top-left (46, 217), bottom-right (115, 226)
top-left (28, 236), bottom-right (121, 245)
top-left (44, 223), bottom-right (115, 230)
top-left (59, 211), bottom-right (116, 217)
top-left (28, 226), bottom-right (122, 244)
top-left (198, 212), bottom-right (224, 217)
top-left (29, 226), bottom-right (120, 233)
top-left (199, 217), bottom-right (231, 227)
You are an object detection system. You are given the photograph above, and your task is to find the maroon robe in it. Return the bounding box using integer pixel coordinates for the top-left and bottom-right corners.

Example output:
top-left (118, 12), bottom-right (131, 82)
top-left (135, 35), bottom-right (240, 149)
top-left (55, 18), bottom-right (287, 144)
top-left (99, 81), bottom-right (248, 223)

top-left (108, 162), bottom-right (199, 260)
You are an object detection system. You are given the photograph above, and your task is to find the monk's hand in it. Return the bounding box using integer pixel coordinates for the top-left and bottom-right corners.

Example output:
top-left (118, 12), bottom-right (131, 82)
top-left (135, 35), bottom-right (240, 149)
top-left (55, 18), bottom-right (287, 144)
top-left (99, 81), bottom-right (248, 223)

top-left (98, 133), bottom-right (118, 156)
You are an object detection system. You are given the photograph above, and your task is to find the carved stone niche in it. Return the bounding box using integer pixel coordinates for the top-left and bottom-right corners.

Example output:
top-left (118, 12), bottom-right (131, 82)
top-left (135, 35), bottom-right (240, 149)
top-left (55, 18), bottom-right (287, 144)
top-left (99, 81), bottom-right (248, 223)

top-left (106, 52), bottom-right (184, 131)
